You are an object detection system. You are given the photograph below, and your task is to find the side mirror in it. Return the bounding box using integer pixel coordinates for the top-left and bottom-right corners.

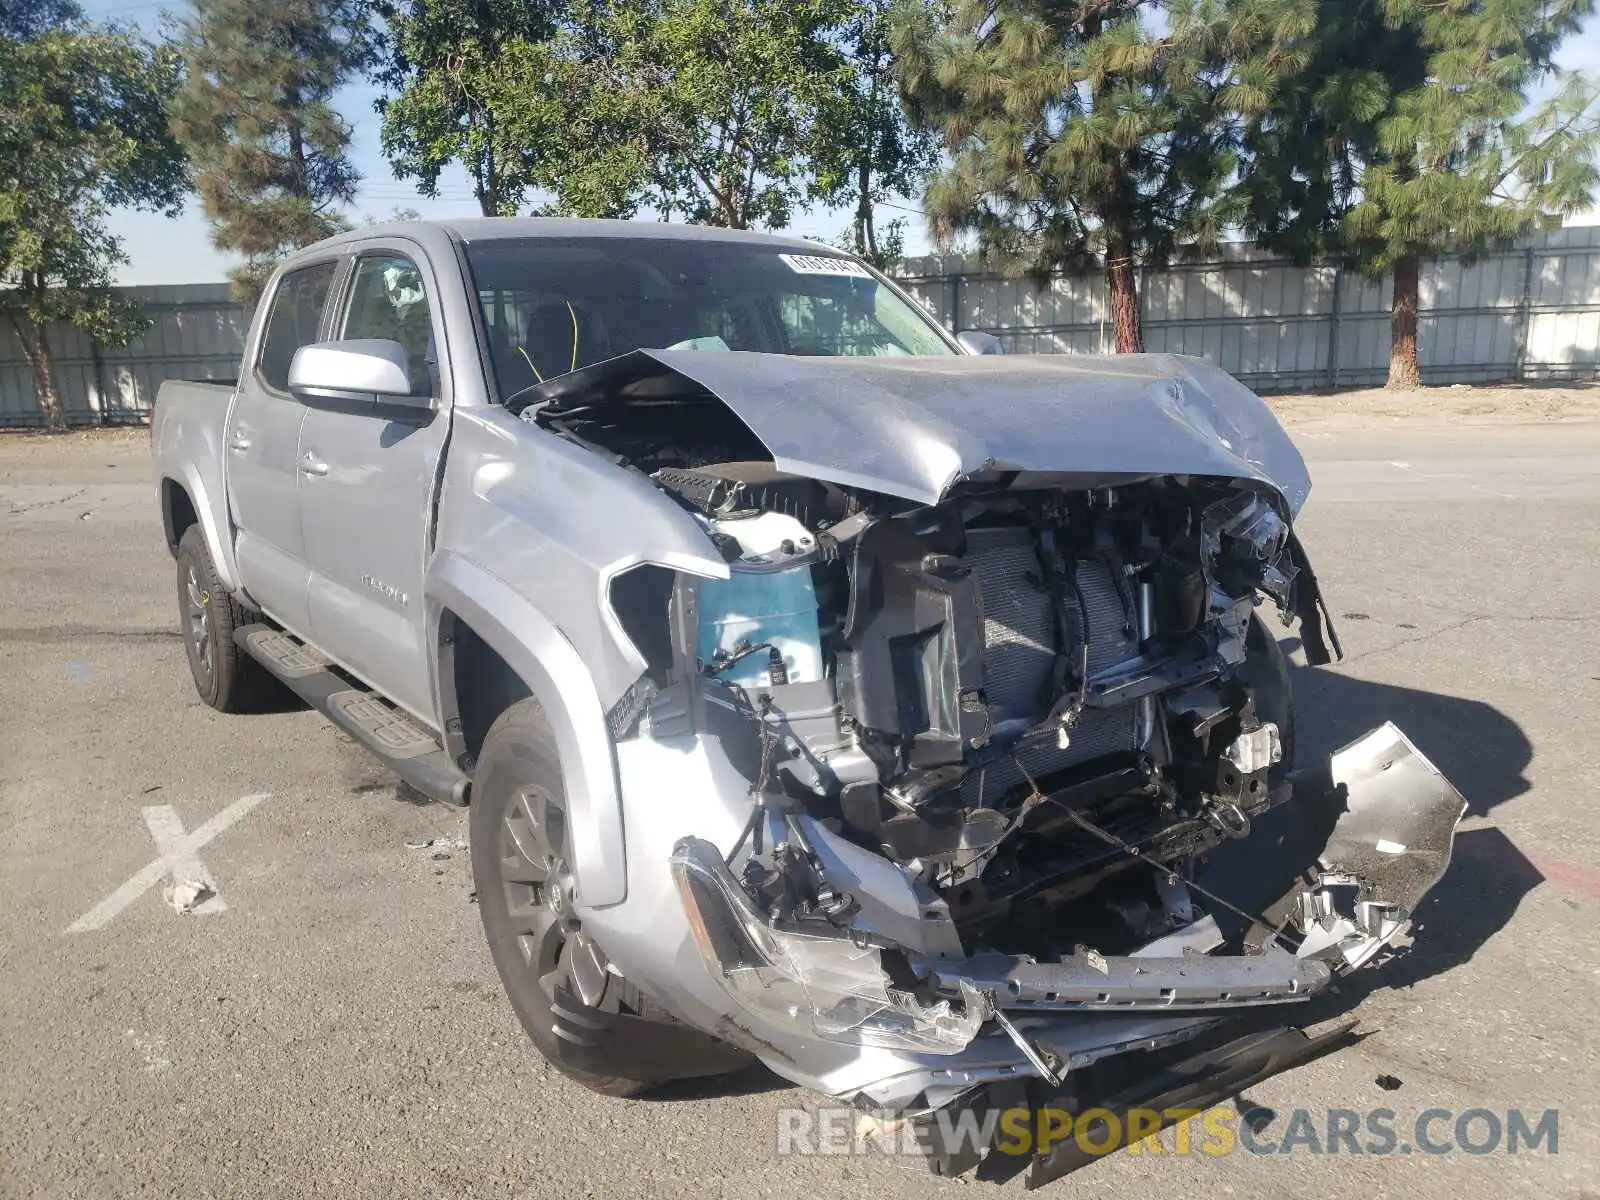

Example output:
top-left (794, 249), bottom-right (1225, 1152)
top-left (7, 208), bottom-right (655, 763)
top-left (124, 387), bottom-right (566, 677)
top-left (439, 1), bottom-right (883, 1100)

top-left (288, 339), bottom-right (432, 411)
top-left (957, 330), bottom-right (1005, 356)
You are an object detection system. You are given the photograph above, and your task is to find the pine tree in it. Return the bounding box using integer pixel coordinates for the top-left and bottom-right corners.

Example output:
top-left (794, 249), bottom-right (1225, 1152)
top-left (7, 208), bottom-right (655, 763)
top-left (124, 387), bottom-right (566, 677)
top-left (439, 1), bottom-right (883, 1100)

top-left (890, 0), bottom-right (1313, 353)
top-left (173, 0), bottom-right (375, 306)
top-left (1239, 0), bottom-right (1600, 389)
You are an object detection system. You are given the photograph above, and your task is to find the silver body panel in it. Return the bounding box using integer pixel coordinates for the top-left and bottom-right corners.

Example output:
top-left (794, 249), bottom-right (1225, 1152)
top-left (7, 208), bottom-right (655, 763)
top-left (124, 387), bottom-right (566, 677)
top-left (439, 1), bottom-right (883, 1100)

top-left (151, 218), bottom-right (1456, 1113)
top-left (528, 347), bottom-right (1313, 512)
top-left (151, 380), bottom-right (245, 592)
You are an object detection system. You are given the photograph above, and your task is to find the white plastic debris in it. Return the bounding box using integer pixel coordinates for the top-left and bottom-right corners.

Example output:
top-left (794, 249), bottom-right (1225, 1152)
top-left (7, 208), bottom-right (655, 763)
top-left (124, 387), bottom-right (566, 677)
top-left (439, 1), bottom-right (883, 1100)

top-left (406, 836), bottom-right (467, 852)
top-left (164, 878), bottom-right (213, 914)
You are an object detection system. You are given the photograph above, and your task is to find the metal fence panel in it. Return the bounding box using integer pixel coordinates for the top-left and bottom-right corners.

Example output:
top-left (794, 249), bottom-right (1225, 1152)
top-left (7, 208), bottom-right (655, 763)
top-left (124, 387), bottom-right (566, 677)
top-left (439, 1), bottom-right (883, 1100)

top-left (5, 232), bottom-right (1600, 426)
top-left (897, 228), bottom-right (1600, 393)
top-left (0, 284), bottom-right (246, 428)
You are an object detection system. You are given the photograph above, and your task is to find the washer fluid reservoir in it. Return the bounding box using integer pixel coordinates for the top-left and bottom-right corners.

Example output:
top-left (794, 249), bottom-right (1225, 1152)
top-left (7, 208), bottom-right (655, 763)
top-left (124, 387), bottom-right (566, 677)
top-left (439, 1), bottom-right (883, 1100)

top-left (696, 511), bottom-right (823, 689)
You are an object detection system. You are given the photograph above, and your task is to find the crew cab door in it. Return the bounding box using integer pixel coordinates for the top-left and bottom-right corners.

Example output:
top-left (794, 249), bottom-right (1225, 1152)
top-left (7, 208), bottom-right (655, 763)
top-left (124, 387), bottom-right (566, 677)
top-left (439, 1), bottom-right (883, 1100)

top-left (225, 258), bottom-right (340, 637)
top-left (297, 246), bottom-right (451, 724)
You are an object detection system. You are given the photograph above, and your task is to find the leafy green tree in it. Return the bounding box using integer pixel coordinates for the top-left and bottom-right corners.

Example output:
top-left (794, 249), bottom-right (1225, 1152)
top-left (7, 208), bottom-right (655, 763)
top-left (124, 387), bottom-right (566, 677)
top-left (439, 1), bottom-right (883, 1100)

top-left (375, 0), bottom-right (928, 242)
top-left (0, 0), bottom-right (186, 431)
top-left (545, 0), bottom-right (860, 228)
top-left (810, 0), bottom-right (939, 267)
top-left (173, 0), bottom-right (376, 306)
top-left (1238, 0), bottom-right (1600, 389)
top-left (378, 1), bottom-right (655, 221)
top-left (417, 0), bottom-right (856, 228)
top-left (891, 0), bottom-right (1311, 352)
top-left (374, 0), bottom-right (560, 216)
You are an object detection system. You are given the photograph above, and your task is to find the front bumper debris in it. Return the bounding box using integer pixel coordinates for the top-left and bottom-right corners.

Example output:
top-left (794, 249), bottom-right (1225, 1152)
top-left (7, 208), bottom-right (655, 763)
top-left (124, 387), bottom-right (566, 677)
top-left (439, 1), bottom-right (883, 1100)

top-left (927, 946), bottom-right (1332, 1012)
top-left (1294, 721), bottom-right (1467, 969)
top-left (666, 721), bottom-right (1465, 1118)
top-left (1019, 1022), bottom-right (1361, 1188)
top-left (670, 836), bottom-right (987, 1054)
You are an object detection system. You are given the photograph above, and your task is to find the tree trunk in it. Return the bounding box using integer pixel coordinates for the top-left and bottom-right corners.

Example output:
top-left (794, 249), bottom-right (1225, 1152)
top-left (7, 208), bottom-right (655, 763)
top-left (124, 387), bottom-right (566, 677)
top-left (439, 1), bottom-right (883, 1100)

top-left (1387, 254), bottom-right (1422, 390)
top-left (7, 310), bottom-right (66, 432)
top-left (856, 162), bottom-right (876, 264)
top-left (1104, 241), bottom-right (1143, 354)
top-left (286, 89), bottom-right (308, 199)
top-left (711, 171), bottom-right (738, 227)
top-left (477, 109), bottom-right (500, 217)
top-left (477, 157), bottom-right (499, 217)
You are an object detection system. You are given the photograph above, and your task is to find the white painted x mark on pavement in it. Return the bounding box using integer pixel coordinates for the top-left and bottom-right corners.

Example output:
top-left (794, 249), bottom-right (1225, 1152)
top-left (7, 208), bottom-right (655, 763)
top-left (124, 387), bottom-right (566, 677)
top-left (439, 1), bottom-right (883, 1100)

top-left (65, 794), bottom-right (271, 934)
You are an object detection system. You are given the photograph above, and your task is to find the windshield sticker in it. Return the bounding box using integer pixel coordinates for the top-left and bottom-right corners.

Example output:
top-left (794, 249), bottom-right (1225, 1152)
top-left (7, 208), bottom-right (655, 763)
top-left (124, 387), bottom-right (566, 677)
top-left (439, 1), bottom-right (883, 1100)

top-left (779, 253), bottom-right (872, 278)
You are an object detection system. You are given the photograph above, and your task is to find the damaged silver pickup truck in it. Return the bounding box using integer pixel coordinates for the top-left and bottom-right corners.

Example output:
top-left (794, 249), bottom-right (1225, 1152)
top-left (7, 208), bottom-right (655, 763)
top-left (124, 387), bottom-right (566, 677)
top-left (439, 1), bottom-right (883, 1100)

top-left (151, 218), bottom-right (1464, 1186)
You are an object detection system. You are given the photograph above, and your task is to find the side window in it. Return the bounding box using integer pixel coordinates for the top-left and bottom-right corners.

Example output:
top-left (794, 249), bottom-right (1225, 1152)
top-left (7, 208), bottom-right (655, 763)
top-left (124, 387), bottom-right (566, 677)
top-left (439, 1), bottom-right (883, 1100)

top-left (342, 255), bottom-right (437, 397)
top-left (258, 262), bottom-right (337, 392)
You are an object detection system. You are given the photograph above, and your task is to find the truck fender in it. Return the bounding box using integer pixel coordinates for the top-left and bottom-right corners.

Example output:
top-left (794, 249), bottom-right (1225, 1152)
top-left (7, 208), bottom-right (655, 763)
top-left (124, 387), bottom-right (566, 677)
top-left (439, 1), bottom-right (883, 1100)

top-left (162, 462), bottom-right (241, 595)
top-left (152, 384), bottom-right (243, 595)
top-left (426, 548), bottom-right (629, 908)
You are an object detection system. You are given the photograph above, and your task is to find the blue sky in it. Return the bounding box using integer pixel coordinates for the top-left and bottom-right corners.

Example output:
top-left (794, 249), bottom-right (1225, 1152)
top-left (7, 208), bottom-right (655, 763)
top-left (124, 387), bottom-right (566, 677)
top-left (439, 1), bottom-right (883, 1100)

top-left (92, 0), bottom-right (1600, 285)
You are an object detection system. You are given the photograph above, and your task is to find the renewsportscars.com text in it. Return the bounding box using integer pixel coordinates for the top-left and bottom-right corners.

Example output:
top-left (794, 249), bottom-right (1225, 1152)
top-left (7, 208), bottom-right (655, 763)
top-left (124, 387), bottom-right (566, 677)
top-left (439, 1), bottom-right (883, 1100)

top-left (776, 1105), bottom-right (1560, 1160)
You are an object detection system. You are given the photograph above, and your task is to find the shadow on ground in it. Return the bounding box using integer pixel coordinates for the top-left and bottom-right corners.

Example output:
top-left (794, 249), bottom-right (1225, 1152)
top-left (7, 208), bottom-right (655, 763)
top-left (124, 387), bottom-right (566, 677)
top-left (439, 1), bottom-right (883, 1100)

top-left (646, 1062), bottom-right (793, 1102)
top-left (1285, 639), bottom-right (1532, 818)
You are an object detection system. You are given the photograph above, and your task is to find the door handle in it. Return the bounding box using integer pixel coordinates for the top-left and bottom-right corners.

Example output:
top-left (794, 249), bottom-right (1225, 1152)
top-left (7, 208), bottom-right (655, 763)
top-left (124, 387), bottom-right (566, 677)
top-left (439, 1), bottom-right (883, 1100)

top-left (299, 451), bottom-right (329, 478)
top-left (227, 433), bottom-right (251, 452)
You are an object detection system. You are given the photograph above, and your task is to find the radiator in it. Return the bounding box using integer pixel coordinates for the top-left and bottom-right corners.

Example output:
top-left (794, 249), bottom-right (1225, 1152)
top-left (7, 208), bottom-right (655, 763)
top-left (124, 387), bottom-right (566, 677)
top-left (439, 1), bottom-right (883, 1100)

top-left (961, 526), bottom-right (1140, 805)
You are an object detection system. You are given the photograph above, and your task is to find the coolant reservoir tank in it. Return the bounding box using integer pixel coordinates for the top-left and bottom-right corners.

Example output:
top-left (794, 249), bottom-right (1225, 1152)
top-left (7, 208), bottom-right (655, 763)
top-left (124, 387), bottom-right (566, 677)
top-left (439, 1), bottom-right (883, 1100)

top-left (697, 512), bottom-right (823, 689)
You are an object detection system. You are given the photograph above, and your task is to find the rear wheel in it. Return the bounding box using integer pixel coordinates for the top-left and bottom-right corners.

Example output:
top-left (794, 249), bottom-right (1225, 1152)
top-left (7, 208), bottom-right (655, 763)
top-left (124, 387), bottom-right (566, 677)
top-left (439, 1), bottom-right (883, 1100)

top-left (175, 525), bottom-right (280, 713)
top-left (470, 698), bottom-right (658, 1097)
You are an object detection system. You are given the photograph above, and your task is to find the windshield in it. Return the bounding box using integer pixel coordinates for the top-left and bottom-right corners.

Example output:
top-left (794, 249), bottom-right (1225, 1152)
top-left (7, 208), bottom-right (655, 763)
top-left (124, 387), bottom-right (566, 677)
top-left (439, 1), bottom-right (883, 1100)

top-left (462, 235), bottom-right (957, 402)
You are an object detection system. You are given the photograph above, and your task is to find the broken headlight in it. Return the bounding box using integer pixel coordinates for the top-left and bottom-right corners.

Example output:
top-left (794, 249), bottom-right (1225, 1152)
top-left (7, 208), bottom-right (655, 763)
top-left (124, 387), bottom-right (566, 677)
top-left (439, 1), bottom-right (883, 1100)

top-left (669, 837), bottom-right (983, 1054)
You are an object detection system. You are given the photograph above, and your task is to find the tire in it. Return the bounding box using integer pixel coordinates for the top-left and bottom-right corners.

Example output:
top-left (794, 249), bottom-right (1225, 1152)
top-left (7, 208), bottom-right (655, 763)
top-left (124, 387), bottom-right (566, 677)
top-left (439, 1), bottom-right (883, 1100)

top-left (470, 698), bottom-right (657, 1097)
top-left (175, 525), bottom-right (281, 713)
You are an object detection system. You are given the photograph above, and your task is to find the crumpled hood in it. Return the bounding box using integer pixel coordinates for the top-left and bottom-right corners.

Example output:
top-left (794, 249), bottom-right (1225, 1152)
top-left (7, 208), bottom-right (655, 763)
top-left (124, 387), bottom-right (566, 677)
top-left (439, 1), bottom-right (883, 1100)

top-left (529, 349), bottom-right (1312, 512)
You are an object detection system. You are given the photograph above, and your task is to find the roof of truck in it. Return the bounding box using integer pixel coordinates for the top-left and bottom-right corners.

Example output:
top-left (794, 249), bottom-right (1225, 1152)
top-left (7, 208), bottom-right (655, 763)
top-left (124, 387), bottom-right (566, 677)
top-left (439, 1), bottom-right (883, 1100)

top-left (326, 216), bottom-right (835, 253)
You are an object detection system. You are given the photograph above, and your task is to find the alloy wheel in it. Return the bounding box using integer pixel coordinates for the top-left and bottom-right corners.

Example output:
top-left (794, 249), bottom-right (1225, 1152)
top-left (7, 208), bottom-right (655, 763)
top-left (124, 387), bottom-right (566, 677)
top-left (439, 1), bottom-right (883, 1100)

top-left (185, 564), bottom-right (214, 678)
top-left (498, 784), bottom-right (611, 1009)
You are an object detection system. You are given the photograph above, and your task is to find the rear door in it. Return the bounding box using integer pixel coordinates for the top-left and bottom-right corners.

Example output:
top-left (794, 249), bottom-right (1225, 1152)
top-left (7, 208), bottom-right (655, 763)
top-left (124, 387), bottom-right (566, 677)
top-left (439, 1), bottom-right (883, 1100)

top-left (225, 259), bottom-right (340, 637)
top-left (298, 245), bottom-right (452, 724)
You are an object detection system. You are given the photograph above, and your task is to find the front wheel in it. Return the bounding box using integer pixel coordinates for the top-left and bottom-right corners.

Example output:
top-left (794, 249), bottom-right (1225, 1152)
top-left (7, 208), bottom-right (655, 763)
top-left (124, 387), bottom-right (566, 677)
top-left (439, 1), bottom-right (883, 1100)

top-left (470, 698), bottom-right (660, 1097)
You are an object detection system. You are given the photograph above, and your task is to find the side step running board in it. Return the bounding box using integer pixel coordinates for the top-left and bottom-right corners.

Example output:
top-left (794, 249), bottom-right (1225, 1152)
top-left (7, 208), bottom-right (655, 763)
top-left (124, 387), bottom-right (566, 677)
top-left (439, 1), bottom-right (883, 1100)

top-left (236, 624), bottom-right (469, 805)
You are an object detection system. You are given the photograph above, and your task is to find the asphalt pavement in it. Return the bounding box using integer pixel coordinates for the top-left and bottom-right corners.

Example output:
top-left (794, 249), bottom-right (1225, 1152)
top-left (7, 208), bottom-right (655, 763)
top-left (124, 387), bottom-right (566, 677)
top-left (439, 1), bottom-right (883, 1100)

top-left (1, 423), bottom-right (1597, 1198)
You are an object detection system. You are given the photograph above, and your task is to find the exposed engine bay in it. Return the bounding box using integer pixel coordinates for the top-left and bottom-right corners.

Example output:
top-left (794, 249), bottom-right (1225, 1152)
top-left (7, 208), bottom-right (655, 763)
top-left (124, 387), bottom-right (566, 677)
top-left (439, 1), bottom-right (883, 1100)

top-left (520, 349), bottom-right (1464, 1181)
top-left (664, 460), bottom-right (1310, 957)
top-left (533, 361), bottom-right (1343, 956)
